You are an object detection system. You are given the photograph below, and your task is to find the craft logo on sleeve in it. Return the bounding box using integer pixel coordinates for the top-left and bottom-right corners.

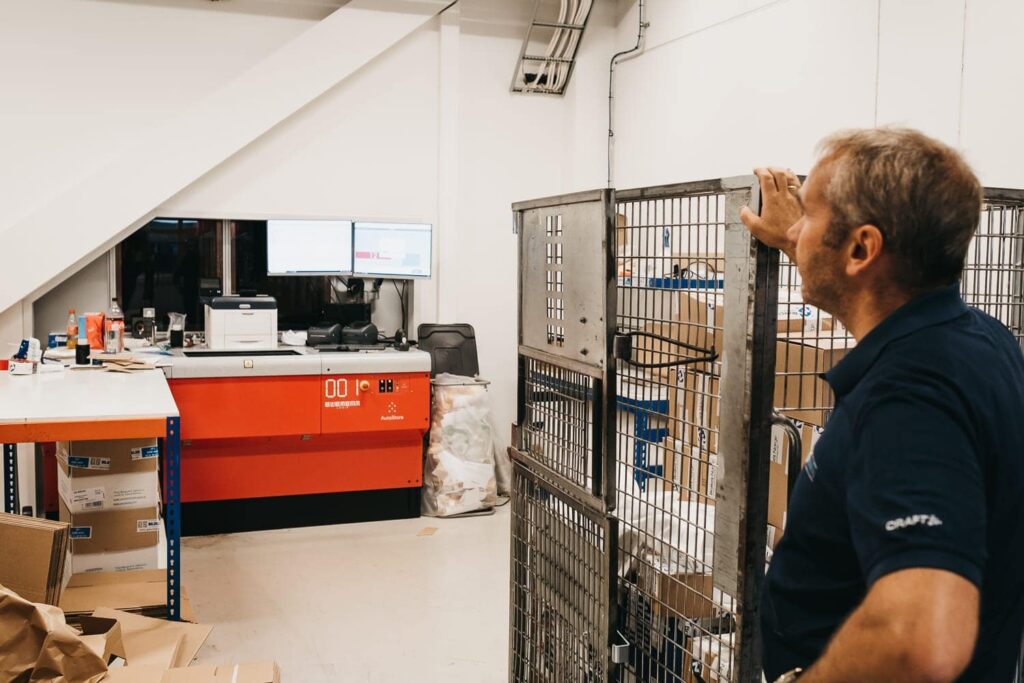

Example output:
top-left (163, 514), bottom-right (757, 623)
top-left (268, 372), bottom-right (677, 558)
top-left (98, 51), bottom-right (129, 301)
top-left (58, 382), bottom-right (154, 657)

top-left (884, 514), bottom-right (943, 532)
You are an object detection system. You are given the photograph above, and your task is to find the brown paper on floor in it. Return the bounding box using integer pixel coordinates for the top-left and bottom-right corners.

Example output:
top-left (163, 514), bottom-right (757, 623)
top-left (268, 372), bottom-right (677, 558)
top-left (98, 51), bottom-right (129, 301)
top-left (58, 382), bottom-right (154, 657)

top-left (92, 608), bottom-right (212, 669)
top-left (32, 617), bottom-right (124, 683)
top-left (0, 584), bottom-right (124, 683)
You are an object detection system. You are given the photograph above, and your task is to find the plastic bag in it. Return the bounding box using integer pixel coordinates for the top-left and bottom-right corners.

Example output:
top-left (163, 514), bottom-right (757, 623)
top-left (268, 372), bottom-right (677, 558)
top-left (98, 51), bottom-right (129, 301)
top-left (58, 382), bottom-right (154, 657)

top-left (422, 374), bottom-right (498, 516)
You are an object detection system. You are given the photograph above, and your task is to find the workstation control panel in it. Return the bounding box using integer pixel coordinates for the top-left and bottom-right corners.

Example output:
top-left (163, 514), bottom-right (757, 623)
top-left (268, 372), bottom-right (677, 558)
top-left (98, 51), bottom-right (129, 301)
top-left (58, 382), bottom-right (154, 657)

top-left (320, 372), bottom-right (429, 433)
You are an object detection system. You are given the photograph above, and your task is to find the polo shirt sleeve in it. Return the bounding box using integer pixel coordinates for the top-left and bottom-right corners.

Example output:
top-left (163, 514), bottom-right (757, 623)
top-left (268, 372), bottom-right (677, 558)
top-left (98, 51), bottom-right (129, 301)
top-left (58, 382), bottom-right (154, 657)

top-left (845, 377), bottom-right (986, 588)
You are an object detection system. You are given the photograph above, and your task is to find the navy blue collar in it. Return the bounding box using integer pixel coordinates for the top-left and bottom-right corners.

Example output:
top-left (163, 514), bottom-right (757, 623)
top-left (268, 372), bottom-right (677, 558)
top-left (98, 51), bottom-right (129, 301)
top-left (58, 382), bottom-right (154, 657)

top-left (825, 284), bottom-right (968, 396)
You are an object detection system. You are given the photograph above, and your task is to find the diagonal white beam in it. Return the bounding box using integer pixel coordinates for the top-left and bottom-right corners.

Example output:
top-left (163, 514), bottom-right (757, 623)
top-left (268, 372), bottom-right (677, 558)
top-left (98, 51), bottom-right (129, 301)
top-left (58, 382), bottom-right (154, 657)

top-left (0, 0), bottom-right (452, 314)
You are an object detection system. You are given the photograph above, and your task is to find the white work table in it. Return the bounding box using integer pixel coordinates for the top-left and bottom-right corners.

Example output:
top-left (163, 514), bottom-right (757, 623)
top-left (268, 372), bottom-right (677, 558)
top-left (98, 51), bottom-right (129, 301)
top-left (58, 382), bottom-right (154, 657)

top-left (0, 367), bottom-right (183, 620)
top-left (0, 367), bottom-right (179, 428)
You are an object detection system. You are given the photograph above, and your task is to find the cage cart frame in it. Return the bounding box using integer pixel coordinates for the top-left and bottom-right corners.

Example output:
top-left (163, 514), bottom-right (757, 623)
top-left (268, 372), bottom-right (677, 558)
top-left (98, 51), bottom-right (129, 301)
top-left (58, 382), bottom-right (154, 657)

top-left (510, 180), bottom-right (1024, 683)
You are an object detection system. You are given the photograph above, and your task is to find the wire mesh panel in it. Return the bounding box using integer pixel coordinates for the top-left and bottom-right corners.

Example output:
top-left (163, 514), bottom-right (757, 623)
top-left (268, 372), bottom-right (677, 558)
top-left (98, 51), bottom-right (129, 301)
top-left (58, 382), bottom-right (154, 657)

top-left (964, 195), bottom-right (1024, 347)
top-left (511, 189), bottom-right (620, 681)
top-left (509, 460), bottom-right (617, 683)
top-left (520, 356), bottom-right (599, 493)
top-left (612, 179), bottom-right (770, 683)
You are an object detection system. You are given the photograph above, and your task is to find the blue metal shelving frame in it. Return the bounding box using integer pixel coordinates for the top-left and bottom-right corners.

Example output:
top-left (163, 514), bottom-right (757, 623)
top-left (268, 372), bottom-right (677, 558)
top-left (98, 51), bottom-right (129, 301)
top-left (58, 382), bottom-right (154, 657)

top-left (2, 417), bottom-right (182, 621)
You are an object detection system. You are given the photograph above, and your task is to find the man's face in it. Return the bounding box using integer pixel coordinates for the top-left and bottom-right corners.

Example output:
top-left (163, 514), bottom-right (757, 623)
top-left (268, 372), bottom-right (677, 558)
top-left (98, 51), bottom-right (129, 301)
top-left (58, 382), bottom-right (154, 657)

top-left (788, 161), bottom-right (847, 314)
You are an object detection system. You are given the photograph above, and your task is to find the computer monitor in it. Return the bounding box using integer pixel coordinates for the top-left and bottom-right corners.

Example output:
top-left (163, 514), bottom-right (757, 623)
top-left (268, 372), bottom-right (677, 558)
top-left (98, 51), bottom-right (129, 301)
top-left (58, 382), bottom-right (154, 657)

top-left (353, 222), bottom-right (432, 278)
top-left (266, 219), bottom-right (353, 276)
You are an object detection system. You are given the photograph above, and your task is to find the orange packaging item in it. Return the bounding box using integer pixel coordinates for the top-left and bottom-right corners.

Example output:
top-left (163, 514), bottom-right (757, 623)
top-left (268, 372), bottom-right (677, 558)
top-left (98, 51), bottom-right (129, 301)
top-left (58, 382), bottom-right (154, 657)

top-left (85, 313), bottom-right (105, 350)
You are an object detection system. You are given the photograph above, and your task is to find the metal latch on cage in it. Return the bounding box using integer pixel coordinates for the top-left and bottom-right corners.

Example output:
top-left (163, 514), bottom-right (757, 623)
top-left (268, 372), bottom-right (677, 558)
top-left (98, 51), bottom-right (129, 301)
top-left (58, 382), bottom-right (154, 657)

top-left (611, 630), bottom-right (630, 665)
top-left (612, 329), bottom-right (719, 369)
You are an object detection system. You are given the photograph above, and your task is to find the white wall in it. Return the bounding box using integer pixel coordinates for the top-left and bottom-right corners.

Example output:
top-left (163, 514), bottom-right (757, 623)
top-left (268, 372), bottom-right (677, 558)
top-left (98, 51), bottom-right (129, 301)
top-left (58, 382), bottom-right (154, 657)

top-left (605, 0), bottom-right (1024, 189)
top-left (0, 0), bottom-right (325, 232)
top-left (33, 254), bottom-right (112, 342)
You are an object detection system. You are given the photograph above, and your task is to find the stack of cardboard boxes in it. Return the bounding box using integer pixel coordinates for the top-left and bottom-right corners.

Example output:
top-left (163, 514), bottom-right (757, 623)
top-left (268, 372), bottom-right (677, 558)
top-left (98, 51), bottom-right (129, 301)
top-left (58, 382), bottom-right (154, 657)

top-left (0, 512), bottom-right (70, 605)
top-left (630, 256), bottom-right (857, 546)
top-left (57, 438), bottom-right (162, 575)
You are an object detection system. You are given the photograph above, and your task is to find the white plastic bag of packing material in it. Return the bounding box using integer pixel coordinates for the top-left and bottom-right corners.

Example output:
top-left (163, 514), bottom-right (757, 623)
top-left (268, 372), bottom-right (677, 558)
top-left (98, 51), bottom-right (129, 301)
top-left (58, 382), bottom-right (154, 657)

top-left (422, 374), bottom-right (498, 517)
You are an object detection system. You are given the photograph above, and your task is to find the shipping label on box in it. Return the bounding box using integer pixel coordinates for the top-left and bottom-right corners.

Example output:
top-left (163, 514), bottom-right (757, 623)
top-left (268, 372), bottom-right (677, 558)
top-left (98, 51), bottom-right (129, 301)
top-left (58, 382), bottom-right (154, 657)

top-left (130, 445), bottom-right (159, 461)
top-left (61, 502), bottom-right (161, 554)
top-left (58, 467), bottom-right (159, 513)
top-left (58, 438), bottom-right (159, 477)
top-left (67, 456), bottom-right (111, 471)
top-left (137, 519), bottom-right (161, 534)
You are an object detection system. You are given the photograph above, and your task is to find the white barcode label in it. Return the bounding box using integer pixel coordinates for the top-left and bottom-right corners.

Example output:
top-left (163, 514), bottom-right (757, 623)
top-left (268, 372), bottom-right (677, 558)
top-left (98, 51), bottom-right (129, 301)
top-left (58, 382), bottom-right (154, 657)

top-left (770, 425), bottom-right (785, 465)
top-left (708, 453), bottom-right (718, 495)
top-left (131, 446), bottom-right (159, 461)
top-left (72, 487), bottom-right (105, 505)
top-left (68, 456), bottom-right (110, 470)
top-left (137, 519), bottom-right (160, 533)
top-left (84, 500), bottom-right (103, 510)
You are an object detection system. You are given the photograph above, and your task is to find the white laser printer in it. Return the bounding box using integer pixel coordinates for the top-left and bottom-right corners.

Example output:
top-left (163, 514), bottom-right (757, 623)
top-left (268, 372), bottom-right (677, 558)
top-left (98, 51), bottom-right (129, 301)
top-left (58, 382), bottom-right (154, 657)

top-left (204, 295), bottom-right (278, 350)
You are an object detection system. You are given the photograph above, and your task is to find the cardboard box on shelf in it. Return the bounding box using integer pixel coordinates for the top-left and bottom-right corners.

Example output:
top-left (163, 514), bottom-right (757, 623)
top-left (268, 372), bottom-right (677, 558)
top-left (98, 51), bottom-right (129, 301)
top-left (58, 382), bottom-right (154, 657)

top-left (60, 569), bottom-right (196, 623)
top-left (57, 438), bottom-right (159, 476)
top-left (58, 460), bottom-right (160, 513)
top-left (60, 501), bottom-right (161, 555)
top-left (634, 294), bottom-right (830, 378)
top-left (675, 445), bottom-right (718, 504)
top-left (72, 545), bottom-right (160, 575)
top-left (774, 334), bottom-right (856, 424)
top-left (638, 563), bottom-right (718, 620)
top-left (0, 512), bottom-right (70, 605)
top-left (767, 418), bottom-right (827, 534)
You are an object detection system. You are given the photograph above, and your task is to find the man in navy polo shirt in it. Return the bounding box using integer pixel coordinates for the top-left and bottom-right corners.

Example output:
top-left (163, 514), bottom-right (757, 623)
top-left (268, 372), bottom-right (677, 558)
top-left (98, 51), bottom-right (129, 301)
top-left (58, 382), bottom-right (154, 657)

top-left (741, 128), bottom-right (1024, 683)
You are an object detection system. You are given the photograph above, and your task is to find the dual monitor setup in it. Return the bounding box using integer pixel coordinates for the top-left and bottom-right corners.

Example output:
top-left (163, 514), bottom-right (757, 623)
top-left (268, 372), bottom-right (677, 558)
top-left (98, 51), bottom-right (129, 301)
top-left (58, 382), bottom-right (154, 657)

top-left (267, 219), bottom-right (432, 279)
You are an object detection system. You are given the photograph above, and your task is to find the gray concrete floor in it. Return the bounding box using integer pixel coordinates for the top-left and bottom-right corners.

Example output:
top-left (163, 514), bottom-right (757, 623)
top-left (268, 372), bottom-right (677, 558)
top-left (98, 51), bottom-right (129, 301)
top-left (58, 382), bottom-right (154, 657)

top-left (183, 505), bottom-right (511, 682)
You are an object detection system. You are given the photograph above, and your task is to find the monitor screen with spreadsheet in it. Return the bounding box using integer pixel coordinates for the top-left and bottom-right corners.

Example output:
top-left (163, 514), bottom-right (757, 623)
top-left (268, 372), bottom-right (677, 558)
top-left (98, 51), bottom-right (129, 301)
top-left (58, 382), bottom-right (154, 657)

top-left (352, 222), bottom-right (432, 278)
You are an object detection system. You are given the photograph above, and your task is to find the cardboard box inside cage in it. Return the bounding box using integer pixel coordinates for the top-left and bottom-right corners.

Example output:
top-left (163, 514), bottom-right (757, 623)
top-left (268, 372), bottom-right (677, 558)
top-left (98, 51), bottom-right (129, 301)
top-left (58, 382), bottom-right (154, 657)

top-left (638, 563), bottom-right (718, 620)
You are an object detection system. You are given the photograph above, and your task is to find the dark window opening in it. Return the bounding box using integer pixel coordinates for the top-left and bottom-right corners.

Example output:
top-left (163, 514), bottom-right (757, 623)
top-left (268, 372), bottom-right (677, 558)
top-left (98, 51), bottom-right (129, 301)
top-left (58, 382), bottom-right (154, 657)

top-left (118, 218), bottom-right (222, 332)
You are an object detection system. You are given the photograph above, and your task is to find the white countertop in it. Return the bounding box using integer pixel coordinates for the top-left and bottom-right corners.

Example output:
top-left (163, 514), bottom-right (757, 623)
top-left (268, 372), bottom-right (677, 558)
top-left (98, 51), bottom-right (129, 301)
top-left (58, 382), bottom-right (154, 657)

top-left (0, 367), bottom-right (179, 424)
top-left (162, 345), bottom-right (432, 379)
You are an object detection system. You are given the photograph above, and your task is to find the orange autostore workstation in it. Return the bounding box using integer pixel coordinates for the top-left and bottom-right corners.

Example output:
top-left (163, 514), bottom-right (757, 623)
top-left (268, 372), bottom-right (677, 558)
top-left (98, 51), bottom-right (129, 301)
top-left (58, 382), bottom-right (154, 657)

top-left (165, 347), bottom-right (431, 535)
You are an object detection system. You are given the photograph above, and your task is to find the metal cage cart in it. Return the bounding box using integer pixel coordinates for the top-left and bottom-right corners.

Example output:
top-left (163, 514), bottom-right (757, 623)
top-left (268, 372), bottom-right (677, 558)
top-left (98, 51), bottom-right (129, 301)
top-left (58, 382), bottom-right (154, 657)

top-left (510, 180), bottom-right (780, 683)
top-left (510, 182), bottom-right (1024, 683)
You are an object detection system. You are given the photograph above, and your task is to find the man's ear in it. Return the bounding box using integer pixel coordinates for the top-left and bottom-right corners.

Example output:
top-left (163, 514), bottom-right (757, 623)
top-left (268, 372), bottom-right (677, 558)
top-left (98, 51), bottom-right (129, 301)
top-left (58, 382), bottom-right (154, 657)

top-left (844, 224), bottom-right (885, 278)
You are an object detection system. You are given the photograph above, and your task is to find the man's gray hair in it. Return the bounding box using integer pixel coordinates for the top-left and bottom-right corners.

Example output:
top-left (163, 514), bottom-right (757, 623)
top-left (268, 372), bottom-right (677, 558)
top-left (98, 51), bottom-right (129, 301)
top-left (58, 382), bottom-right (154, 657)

top-left (816, 128), bottom-right (983, 292)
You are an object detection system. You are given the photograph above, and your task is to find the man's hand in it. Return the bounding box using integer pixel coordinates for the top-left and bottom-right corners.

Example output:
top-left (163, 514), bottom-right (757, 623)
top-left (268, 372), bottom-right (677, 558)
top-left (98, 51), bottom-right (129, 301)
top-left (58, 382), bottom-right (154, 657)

top-left (799, 568), bottom-right (979, 683)
top-left (740, 167), bottom-right (803, 261)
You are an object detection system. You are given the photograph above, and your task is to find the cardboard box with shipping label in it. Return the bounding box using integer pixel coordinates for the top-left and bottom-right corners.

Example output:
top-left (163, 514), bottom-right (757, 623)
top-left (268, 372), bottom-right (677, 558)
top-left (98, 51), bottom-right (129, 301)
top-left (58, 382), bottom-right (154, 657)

top-left (58, 461), bottom-right (159, 513)
top-left (60, 501), bottom-right (160, 554)
top-left (774, 334), bottom-right (856, 422)
top-left (57, 438), bottom-right (159, 476)
top-left (71, 545), bottom-right (160, 574)
top-left (768, 419), bottom-right (827, 536)
top-left (678, 445), bottom-right (717, 504)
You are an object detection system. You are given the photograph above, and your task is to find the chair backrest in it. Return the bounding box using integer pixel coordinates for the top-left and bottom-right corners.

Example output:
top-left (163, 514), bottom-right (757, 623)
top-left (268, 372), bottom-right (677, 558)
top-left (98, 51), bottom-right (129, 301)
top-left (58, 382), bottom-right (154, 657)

top-left (416, 323), bottom-right (479, 377)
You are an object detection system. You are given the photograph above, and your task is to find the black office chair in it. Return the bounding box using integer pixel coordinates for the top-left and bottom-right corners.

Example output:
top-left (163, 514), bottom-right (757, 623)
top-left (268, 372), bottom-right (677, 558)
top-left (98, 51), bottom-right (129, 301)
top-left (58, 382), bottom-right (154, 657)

top-left (416, 324), bottom-right (479, 377)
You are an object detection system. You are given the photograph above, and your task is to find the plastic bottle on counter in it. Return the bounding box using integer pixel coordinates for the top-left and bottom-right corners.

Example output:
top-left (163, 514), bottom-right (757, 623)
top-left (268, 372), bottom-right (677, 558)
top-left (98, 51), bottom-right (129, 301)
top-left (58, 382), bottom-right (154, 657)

top-left (76, 314), bottom-right (90, 365)
top-left (66, 308), bottom-right (77, 349)
top-left (104, 298), bottom-right (125, 354)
